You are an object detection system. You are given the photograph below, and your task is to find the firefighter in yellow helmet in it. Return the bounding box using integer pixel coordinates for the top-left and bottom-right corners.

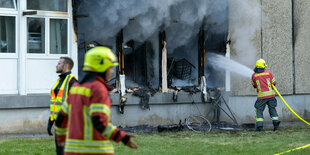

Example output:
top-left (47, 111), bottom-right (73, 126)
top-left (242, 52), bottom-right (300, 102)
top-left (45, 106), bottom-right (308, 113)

top-left (55, 46), bottom-right (138, 155)
top-left (251, 59), bottom-right (280, 131)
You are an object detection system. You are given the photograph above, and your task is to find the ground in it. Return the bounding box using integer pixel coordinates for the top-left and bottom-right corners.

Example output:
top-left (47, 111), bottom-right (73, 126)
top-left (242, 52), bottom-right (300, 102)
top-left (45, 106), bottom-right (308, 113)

top-left (0, 125), bottom-right (309, 155)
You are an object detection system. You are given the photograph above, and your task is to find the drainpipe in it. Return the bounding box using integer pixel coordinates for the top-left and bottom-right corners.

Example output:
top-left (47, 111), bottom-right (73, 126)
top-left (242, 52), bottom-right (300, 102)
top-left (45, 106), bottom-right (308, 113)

top-left (260, 0), bottom-right (263, 58)
top-left (291, 0), bottom-right (295, 94)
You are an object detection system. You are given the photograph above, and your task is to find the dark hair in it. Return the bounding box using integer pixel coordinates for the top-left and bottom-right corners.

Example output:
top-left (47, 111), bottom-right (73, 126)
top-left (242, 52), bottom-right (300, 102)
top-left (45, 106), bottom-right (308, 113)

top-left (60, 57), bottom-right (74, 70)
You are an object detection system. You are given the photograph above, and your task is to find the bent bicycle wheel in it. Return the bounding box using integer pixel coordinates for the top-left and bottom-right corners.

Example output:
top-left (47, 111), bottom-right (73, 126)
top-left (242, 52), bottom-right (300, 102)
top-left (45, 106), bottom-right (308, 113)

top-left (185, 115), bottom-right (212, 132)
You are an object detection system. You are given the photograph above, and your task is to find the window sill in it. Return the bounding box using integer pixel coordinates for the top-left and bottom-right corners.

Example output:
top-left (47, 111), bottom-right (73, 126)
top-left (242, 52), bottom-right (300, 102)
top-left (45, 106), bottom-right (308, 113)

top-left (0, 53), bottom-right (18, 59)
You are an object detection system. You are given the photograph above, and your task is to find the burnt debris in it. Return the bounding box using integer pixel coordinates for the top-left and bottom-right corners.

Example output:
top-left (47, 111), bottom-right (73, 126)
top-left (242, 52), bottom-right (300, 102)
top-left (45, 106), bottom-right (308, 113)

top-left (132, 88), bottom-right (157, 110)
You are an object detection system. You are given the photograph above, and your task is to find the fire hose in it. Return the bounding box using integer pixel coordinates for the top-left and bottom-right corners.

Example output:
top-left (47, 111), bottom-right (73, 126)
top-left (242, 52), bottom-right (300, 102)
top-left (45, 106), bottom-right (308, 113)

top-left (273, 85), bottom-right (310, 154)
top-left (272, 85), bottom-right (310, 126)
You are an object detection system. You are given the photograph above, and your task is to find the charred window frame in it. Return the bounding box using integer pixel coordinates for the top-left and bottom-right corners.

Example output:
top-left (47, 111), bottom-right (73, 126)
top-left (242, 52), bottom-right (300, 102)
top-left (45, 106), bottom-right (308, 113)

top-left (164, 33), bottom-right (200, 88)
top-left (116, 29), bottom-right (152, 88)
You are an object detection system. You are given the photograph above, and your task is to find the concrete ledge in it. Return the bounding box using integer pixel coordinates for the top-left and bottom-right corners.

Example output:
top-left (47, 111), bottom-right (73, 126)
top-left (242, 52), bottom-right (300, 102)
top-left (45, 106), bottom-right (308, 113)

top-left (0, 91), bottom-right (206, 109)
top-left (111, 91), bottom-right (205, 106)
top-left (0, 94), bottom-right (50, 109)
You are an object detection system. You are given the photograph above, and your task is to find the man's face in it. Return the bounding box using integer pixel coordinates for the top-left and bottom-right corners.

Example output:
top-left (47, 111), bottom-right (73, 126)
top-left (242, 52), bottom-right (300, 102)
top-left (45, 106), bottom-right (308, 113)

top-left (105, 67), bottom-right (114, 81)
top-left (56, 59), bottom-right (65, 73)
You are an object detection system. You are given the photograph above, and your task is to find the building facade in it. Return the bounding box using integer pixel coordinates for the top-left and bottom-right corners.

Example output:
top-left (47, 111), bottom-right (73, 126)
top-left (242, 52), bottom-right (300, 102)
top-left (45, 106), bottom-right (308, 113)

top-left (0, 0), bottom-right (309, 134)
top-left (0, 0), bottom-right (77, 133)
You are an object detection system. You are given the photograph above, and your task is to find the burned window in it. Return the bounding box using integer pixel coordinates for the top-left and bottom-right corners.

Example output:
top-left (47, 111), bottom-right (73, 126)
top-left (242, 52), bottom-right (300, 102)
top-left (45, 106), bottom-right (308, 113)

top-left (50, 19), bottom-right (68, 54)
top-left (27, 0), bottom-right (67, 12)
top-left (27, 18), bottom-right (45, 53)
top-left (123, 41), bottom-right (154, 88)
top-left (0, 16), bottom-right (15, 53)
top-left (166, 41), bottom-right (199, 87)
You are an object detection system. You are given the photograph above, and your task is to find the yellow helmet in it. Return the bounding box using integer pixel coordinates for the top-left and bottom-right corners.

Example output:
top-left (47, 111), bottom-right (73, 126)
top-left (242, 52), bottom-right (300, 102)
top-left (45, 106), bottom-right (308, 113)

top-left (83, 46), bottom-right (118, 73)
top-left (256, 59), bottom-right (267, 69)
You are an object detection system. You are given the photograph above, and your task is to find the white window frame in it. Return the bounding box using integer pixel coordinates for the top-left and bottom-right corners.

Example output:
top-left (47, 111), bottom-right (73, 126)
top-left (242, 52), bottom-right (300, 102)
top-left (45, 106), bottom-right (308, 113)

top-left (0, 0), bottom-right (18, 58)
top-left (24, 0), bottom-right (70, 59)
top-left (16, 0), bottom-right (76, 95)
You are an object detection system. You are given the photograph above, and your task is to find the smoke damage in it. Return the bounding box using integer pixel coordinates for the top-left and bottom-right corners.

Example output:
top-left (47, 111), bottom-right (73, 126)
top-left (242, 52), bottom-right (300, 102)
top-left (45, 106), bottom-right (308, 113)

top-left (75, 0), bottom-right (259, 90)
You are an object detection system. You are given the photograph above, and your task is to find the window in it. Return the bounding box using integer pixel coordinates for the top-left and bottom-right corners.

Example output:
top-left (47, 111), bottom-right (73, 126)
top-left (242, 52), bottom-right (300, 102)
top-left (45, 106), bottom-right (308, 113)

top-left (27, 18), bottom-right (45, 53)
top-left (0, 0), bottom-right (15, 8)
top-left (25, 1), bottom-right (69, 55)
top-left (0, 16), bottom-right (15, 53)
top-left (50, 19), bottom-right (67, 54)
top-left (27, 0), bottom-right (67, 12)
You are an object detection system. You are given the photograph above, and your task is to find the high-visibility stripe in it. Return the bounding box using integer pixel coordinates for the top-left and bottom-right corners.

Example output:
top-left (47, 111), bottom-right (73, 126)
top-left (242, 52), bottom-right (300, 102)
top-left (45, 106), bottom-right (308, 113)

top-left (103, 123), bottom-right (117, 139)
top-left (61, 101), bottom-right (69, 114)
top-left (83, 106), bottom-right (91, 141)
top-left (256, 80), bottom-right (262, 93)
top-left (55, 126), bottom-right (67, 135)
top-left (52, 79), bottom-right (60, 90)
top-left (257, 90), bottom-right (275, 97)
top-left (65, 147), bottom-right (114, 154)
top-left (66, 139), bottom-right (112, 144)
top-left (50, 102), bottom-right (63, 106)
top-left (254, 72), bottom-right (269, 77)
top-left (70, 87), bottom-right (91, 97)
top-left (267, 78), bottom-right (272, 91)
top-left (272, 78), bottom-right (275, 83)
top-left (272, 117), bottom-right (279, 120)
top-left (89, 104), bottom-right (110, 119)
top-left (51, 97), bottom-right (63, 103)
top-left (65, 139), bottom-right (114, 154)
top-left (256, 118), bottom-right (264, 122)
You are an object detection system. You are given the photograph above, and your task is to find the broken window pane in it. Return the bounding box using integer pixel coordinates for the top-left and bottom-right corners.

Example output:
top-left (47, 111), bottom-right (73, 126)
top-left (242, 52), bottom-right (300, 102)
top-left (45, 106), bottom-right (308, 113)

top-left (50, 19), bottom-right (67, 54)
top-left (0, 16), bottom-right (15, 53)
top-left (27, 0), bottom-right (67, 12)
top-left (0, 0), bottom-right (14, 8)
top-left (27, 18), bottom-right (45, 53)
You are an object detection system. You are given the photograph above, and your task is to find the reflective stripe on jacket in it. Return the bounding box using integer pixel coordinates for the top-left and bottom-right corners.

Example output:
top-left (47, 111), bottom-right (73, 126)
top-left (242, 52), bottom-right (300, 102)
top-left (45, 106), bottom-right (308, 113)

top-left (50, 74), bottom-right (76, 121)
top-left (252, 70), bottom-right (276, 99)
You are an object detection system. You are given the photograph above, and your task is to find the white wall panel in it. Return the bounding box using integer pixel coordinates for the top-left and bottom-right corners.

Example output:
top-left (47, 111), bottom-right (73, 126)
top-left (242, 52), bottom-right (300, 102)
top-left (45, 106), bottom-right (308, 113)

top-left (0, 59), bottom-right (18, 94)
top-left (26, 58), bottom-right (59, 93)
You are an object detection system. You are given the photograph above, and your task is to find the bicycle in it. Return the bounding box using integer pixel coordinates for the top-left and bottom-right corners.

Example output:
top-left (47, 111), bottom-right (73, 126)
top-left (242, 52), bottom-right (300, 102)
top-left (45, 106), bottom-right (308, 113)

top-left (157, 115), bottom-right (212, 133)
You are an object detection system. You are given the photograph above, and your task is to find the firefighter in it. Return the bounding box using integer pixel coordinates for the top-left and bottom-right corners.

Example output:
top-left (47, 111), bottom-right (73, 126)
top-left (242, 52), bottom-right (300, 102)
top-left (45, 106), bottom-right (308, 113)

top-left (55, 46), bottom-right (138, 155)
top-left (251, 59), bottom-right (280, 131)
top-left (48, 57), bottom-right (78, 155)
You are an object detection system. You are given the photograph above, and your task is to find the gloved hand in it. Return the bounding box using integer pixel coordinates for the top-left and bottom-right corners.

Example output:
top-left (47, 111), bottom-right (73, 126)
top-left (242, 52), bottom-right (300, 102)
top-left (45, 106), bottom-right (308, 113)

top-left (47, 118), bottom-right (54, 136)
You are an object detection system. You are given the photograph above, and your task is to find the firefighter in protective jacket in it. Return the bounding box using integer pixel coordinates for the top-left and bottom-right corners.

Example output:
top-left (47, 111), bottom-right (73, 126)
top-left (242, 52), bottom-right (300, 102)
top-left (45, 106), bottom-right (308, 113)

top-left (55, 46), bottom-right (138, 155)
top-left (251, 59), bottom-right (280, 131)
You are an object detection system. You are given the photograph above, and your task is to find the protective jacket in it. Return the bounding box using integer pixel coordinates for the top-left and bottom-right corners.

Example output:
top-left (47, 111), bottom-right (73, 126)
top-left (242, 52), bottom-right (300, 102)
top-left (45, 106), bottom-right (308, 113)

top-left (252, 69), bottom-right (276, 99)
top-left (50, 72), bottom-right (77, 121)
top-left (55, 75), bottom-right (128, 155)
